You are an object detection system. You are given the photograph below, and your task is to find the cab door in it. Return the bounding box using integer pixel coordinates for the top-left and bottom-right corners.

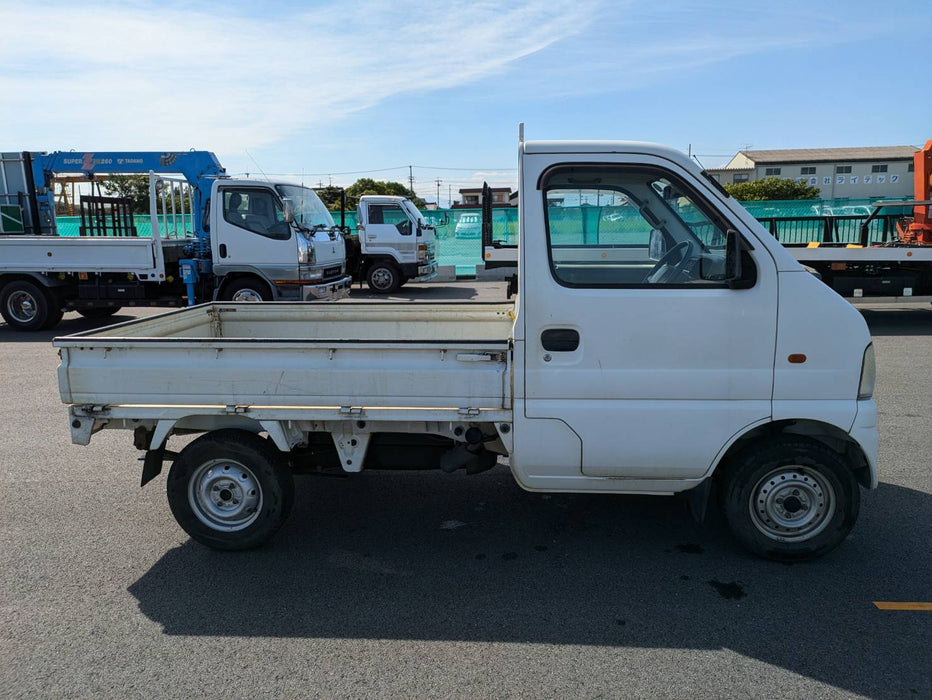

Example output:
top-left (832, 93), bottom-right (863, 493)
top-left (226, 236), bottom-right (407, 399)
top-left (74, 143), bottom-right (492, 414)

top-left (212, 185), bottom-right (297, 270)
top-left (361, 201), bottom-right (415, 263)
top-left (513, 154), bottom-right (777, 481)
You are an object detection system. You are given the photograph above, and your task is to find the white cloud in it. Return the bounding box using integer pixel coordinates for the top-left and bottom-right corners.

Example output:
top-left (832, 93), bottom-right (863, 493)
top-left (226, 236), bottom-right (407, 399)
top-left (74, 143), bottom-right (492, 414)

top-left (0, 0), bottom-right (596, 155)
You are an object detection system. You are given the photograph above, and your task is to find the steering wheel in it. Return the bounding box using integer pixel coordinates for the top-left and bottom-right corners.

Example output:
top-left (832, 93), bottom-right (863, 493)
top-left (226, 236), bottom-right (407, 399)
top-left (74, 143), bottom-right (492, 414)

top-left (645, 240), bottom-right (695, 284)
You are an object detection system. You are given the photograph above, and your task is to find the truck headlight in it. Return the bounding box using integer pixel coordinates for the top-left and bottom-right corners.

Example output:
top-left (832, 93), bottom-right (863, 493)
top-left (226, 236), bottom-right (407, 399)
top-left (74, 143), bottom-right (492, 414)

top-left (858, 344), bottom-right (875, 399)
top-left (298, 235), bottom-right (316, 265)
top-left (417, 243), bottom-right (428, 261)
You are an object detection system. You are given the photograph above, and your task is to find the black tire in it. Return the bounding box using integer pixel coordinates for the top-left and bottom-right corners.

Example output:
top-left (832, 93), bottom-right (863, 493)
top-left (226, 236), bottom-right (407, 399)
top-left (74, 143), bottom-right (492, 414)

top-left (366, 262), bottom-right (400, 294)
top-left (78, 307), bottom-right (122, 319)
top-left (42, 306), bottom-right (64, 330)
top-left (1, 280), bottom-right (55, 331)
top-left (721, 436), bottom-right (860, 561)
top-left (167, 429), bottom-right (294, 550)
top-left (221, 277), bottom-right (272, 302)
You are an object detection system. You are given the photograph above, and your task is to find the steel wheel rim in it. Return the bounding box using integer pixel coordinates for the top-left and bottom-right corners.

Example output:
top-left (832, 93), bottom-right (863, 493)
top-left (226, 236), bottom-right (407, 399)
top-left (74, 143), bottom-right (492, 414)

top-left (188, 459), bottom-right (263, 532)
top-left (231, 288), bottom-right (264, 302)
top-left (749, 465), bottom-right (835, 542)
top-left (6, 290), bottom-right (39, 323)
top-left (370, 267), bottom-right (394, 290)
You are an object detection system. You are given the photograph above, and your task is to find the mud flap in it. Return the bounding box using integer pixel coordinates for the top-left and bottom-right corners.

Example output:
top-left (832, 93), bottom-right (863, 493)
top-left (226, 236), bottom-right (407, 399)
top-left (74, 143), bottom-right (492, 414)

top-left (141, 447), bottom-right (166, 487)
top-left (686, 477), bottom-right (713, 523)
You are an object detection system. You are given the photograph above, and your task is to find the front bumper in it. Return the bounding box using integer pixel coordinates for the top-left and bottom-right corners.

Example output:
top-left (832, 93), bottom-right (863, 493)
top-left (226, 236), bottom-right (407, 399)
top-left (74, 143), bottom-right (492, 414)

top-left (850, 398), bottom-right (879, 488)
top-left (414, 260), bottom-right (438, 282)
top-left (302, 275), bottom-right (352, 301)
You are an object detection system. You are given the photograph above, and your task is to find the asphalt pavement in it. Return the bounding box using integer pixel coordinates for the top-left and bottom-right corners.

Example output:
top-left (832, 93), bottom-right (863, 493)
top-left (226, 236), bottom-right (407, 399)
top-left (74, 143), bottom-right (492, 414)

top-left (1, 285), bottom-right (929, 698)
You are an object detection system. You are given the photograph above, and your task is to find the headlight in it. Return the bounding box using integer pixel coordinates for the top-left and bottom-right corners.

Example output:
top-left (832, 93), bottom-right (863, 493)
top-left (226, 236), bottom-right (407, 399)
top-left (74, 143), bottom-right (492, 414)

top-left (858, 344), bottom-right (875, 399)
top-left (418, 243), bottom-right (428, 261)
top-left (298, 236), bottom-right (316, 265)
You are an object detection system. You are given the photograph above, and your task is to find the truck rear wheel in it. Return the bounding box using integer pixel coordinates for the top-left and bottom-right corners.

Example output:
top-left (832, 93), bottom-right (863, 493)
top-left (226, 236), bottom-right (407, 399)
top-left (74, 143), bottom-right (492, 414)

top-left (1, 280), bottom-right (58, 331)
top-left (167, 430), bottom-right (294, 550)
top-left (367, 262), bottom-right (400, 294)
top-left (721, 437), bottom-right (859, 561)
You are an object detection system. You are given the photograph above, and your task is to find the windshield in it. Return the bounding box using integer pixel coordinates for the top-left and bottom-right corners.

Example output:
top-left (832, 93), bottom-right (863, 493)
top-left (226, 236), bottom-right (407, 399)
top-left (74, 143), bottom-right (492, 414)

top-left (275, 185), bottom-right (334, 228)
top-left (401, 199), bottom-right (427, 226)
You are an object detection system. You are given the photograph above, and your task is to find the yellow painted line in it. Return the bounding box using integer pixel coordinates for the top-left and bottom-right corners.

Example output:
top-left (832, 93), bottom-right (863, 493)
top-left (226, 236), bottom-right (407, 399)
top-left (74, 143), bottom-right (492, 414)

top-left (873, 602), bottom-right (932, 611)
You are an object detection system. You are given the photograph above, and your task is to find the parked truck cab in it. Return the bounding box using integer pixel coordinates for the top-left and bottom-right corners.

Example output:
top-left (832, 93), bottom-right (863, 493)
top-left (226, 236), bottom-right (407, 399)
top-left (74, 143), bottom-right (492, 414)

top-left (347, 195), bottom-right (437, 293)
top-left (211, 180), bottom-right (349, 302)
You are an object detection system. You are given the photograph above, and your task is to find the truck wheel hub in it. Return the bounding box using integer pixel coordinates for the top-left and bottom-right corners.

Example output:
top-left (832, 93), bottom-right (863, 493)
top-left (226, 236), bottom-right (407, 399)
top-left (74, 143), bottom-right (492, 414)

top-left (231, 289), bottom-right (263, 302)
top-left (371, 268), bottom-right (393, 289)
top-left (189, 459), bottom-right (263, 531)
top-left (749, 466), bottom-right (834, 541)
top-left (7, 291), bottom-right (38, 322)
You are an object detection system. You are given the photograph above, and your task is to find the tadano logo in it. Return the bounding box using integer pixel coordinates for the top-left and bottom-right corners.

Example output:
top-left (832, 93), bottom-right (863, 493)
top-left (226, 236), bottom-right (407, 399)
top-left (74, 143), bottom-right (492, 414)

top-left (82, 154), bottom-right (95, 170)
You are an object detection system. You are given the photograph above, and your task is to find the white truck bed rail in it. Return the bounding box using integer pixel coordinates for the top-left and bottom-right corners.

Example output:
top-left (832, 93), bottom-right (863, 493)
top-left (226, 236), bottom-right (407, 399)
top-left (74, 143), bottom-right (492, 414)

top-left (55, 302), bottom-right (515, 426)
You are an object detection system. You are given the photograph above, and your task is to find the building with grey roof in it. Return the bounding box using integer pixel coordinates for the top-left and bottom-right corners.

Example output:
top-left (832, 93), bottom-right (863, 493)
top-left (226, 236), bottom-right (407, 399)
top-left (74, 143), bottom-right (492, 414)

top-left (706, 145), bottom-right (918, 199)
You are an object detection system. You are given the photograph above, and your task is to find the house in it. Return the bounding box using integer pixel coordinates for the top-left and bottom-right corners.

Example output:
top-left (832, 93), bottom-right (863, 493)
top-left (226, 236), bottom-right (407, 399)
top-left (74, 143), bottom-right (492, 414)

top-left (455, 186), bottom-right (514, 208)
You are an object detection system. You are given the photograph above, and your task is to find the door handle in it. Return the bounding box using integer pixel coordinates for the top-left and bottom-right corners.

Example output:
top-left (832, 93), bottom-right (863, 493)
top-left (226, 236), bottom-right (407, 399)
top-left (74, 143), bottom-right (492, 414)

top-left (541, 328), bottom-right (579, 352)
top-left (219, 243), bottom-right (228, 258)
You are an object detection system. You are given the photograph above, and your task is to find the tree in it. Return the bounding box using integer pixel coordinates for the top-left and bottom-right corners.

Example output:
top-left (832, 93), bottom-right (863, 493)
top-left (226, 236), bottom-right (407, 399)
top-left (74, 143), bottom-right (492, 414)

top-left (314, 185), bottom-right (345, 211)
top-left (724, 176), bottom-right (821, 201)
top-left (100, 174), bottom-right (151, 213)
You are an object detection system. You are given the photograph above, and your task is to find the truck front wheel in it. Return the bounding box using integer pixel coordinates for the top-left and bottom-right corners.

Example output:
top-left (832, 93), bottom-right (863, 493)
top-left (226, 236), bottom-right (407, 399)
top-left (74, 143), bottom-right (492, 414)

top-left (221, 278), bottom-right (272, 302)
top-left (367, 262), bottom-right (401, 294)
top-left (1, 280), bottom-right (60, 331)
top-left (722, 437), bottom-right (859, 561)
top-left (167, 430), bottom-right (294, 550)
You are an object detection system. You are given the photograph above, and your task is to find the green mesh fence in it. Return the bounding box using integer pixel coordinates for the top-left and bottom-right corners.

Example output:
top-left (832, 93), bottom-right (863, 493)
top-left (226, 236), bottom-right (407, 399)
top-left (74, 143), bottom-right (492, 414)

top-left (50, 197), bottom-right (913, 276)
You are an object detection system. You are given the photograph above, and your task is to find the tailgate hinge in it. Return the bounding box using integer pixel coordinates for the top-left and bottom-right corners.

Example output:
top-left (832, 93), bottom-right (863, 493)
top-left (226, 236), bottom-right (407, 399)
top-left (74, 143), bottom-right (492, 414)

top-left (224, 404), bottom-right (250, 414)
top-left (79, 404), bottom-right (110, 415)
top-left (458, 407), bottom-right (481, 416)
top-left (339, 406), bottom-right (363, 415)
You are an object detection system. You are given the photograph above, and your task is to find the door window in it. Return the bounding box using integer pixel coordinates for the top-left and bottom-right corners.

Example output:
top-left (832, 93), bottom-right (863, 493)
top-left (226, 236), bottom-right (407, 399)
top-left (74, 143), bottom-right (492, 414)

top-left (542, 165), bottom-right (739, 287)
top-left (368, 204), bottom-right (412, 235)
top-left (222, 188), bottom-right (290, 240)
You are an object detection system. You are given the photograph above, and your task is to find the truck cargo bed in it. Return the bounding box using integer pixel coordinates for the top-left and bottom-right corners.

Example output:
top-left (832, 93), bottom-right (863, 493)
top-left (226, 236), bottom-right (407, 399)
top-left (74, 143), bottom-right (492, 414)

top-left (55, 302), bottom-right (514, 410)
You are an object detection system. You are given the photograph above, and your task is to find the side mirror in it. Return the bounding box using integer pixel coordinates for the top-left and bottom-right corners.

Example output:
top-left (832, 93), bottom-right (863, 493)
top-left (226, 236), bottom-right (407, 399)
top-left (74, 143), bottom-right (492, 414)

top-left (725, 228), bottom-right (744, 287)
top-left (282, 198), bottom-right (294, 224)
top-left (648, 228), bottom-right (666, 261)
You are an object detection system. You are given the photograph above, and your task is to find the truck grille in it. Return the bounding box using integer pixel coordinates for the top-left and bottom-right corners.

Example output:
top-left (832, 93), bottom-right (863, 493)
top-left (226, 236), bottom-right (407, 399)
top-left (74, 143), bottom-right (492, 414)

top-left (322, 265), bottom-right (342, 282)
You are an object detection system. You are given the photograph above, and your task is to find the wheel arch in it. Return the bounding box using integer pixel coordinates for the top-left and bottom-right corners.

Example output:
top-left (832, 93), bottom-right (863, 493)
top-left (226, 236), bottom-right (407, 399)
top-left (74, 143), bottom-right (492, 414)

top-left (710, 418), bottom-right (874, 489)
top-left (0, 272), bottom-right (56, 290)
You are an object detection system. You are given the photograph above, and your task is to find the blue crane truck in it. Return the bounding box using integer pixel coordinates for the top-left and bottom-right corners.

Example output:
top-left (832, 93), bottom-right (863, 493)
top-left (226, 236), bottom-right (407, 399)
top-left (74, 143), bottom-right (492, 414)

top-left (0, 150), bottom-right (350, 330)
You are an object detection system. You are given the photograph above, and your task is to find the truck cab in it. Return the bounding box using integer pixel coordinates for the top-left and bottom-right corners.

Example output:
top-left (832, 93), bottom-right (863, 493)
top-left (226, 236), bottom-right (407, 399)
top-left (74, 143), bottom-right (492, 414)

top-left (210, 180), bottom-right (350, 302)
top-left (348, 195), bottom-right (437, 293)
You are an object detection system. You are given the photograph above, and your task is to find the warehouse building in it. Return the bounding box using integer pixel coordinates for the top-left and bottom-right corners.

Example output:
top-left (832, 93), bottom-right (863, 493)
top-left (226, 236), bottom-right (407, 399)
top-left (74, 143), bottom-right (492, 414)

top-left (706, 146), bottom-right (918, 199)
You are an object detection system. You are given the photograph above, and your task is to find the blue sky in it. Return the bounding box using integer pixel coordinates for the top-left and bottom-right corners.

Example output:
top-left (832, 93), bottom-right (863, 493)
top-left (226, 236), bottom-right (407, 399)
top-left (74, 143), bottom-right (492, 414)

top-left (1, 0), bottom-right (928, 205)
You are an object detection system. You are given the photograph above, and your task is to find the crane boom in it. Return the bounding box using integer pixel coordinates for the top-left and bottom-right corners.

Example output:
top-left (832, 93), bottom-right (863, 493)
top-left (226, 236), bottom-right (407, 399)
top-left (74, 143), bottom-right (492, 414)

top-left (25, 150), bottom-right (228, 244)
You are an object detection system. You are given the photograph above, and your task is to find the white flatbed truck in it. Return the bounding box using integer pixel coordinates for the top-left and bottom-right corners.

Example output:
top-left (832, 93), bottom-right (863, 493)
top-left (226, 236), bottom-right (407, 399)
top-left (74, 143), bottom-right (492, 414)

top-left (55, 138), bottom-right (879, 560)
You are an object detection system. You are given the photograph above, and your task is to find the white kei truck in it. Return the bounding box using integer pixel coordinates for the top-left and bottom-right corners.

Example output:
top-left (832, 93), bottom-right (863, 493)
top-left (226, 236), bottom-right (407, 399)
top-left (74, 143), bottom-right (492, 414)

top-left (54, 139), bottom-right (879, 561)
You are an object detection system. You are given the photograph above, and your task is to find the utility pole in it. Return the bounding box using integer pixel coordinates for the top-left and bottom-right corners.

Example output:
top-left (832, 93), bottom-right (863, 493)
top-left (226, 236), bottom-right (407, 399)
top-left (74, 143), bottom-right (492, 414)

top-left (408, 166), bottom-right (414, 193)
top-left (448, 184), bottom-right (452, 208)
top-left (435, 178), bottom-right (442, 206)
